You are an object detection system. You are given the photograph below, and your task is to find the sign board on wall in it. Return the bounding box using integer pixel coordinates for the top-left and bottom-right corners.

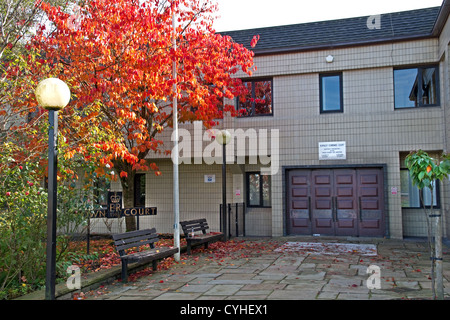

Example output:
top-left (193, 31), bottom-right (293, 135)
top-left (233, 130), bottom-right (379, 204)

top-left (204, 174), bottom-right (215, 183)
top-left (319, 141), bottom-right (346, 160)
top-left (90, 191), bottom-right (157, 218)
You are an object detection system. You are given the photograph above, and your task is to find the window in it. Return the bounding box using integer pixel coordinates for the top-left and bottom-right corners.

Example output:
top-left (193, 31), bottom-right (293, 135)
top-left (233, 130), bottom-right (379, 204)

top-left (320, 73), bottom-right (343, 113)
top-left (394, 66), bottom-right (439, 108)
top-left (247, 172), bottom-right (271, 207)
top-left (94, 177), bottom-right (110, 209)
top-left (237, 79), bottom-right (273, 117)
top-left (400, 169), bottom-right (439, 208)
top-left (134, 173), bottom-right (146, 207)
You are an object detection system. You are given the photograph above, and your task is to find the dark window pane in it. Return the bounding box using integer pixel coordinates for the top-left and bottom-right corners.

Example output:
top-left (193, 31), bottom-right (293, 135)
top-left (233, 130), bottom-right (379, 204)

top-left (321, 75), bottom-right (342, 112)
top-left (394, 68), bottom-right (418, 108)
top-left (248, 173), bottom-right (260, 206)
top-left (262, 174), bottom-right (271, 207)
top-left (238, 80), bottom-right (272, 117)
top-left (254, 81), bottom-right (272, 115)
top-left (394, 66), bottom-right (439, 108)
top-left (95, 178), bottom-right (110, 209)
top-left (422, 68), bottom-right (438, 105)
top-left (134, 174), bottom-right (146, 207)
top-left (400, 170), bottom-right (438, 208)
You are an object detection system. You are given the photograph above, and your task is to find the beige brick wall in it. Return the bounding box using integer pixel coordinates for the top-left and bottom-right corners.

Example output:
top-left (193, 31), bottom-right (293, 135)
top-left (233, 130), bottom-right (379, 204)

top-left (438, 17), bottom-right (450, 240)
top-left (133, 31), bottom-right (449, 239)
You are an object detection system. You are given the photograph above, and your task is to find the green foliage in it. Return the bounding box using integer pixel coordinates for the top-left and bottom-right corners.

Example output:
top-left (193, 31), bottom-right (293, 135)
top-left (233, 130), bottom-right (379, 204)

top-left (0, 141), bottom-right (110, 299)
top-left (0, 148), bottom-right (48, 299)
top-left (405, 150), bottom-right (450, 189)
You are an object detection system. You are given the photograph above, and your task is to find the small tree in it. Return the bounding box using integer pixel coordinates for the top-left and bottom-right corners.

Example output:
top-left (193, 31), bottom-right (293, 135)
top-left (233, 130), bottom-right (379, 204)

top-left (405, 150), bottom-right (450, 300)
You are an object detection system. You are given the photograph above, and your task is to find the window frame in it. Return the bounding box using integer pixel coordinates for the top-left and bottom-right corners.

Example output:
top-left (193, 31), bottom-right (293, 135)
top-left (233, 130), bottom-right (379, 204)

top-left (319, 73), bottom-right (343, 114)
top-left (134, 173), bottom-right (146, 207)
top-left (394, 65), bottom-right (440, 109)
top-left (94, 177), bottom-right (110, 209)
top-left (400, 169), bottom-right (440, 209)
top-left (236, 78), bottom-right (273, 117)
top-left (246, 172), bottom-right (272, 208)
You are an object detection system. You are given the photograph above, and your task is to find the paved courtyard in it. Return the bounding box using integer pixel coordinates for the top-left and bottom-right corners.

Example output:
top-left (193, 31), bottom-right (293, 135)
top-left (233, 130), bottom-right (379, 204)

top-left (81, 236), bottom-right (450, 301)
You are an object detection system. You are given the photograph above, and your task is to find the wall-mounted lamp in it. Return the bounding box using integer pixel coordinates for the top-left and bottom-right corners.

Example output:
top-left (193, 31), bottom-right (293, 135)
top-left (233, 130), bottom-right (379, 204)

top-left (326, 55), bottom-right (334, 63)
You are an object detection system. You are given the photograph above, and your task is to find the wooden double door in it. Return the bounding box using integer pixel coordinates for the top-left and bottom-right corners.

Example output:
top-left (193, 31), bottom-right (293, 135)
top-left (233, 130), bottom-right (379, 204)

top-left (287, 168), bottom-right (385, 237)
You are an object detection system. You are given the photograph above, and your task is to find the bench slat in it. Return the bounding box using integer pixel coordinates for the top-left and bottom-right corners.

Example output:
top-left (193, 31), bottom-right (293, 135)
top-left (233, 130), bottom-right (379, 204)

top-left (113, 228), bottom-right (156, 241)
top-left (115, 239), bottom-right (156, 253)
top-left (121, 247), bottom-right (178, 263)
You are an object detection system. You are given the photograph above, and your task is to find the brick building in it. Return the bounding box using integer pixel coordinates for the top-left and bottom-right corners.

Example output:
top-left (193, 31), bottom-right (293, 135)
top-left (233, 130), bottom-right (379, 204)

top-left (98, 2), bottom-right (450, 240)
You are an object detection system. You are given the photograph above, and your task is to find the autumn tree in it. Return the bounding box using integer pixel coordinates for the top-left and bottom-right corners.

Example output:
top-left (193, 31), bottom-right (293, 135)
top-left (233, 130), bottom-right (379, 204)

top-left (1, 0), bottom-right (74, 141)
top-left (20, 0), bottom-right (257, 230)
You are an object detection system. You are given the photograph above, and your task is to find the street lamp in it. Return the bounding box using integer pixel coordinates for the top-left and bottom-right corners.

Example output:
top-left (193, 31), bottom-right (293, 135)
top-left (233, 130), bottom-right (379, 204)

top-left (216, 130), bottom-right (231, 241)
top-left (35, 78), bottom-right (71, 300)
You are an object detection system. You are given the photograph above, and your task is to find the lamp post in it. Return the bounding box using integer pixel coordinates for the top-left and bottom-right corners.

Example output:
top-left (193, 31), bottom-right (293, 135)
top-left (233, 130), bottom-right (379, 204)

top-left (217, 130), bottom-right (231, 241)
top-left (35, 78), bottom-right (71, 300)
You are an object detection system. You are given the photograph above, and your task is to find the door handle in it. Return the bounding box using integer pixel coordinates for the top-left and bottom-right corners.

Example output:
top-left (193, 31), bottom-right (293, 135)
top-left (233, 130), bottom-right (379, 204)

top-left (334, 197), bottom-right (338, 222)
top-left (359, 197), bottom-right (362, 222)
top-left (331, 197), bottom-right (336, 222)
top-left (308, 196), bottom-right (311, 221)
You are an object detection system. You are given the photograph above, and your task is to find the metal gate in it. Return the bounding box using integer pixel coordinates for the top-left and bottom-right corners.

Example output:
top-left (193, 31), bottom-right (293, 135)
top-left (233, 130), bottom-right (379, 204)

top-left (220, 202), bottom-right (246, 237)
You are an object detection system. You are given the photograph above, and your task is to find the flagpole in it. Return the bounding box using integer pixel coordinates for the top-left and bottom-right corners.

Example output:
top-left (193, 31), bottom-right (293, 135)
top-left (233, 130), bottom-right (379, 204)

top-left (172, 7), bottom-right (180, 262)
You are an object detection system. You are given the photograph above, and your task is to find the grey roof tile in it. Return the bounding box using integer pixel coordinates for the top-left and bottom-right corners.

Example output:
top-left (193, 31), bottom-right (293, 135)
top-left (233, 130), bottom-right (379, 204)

top-left (220, 7), bottom-right (441, 55)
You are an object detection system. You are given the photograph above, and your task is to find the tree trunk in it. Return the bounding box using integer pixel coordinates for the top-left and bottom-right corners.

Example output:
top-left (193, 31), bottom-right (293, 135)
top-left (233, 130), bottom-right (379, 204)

top-left (120, 171), bottom-right (137, 232)
top-left (435, 212), bottom-right (444, 300)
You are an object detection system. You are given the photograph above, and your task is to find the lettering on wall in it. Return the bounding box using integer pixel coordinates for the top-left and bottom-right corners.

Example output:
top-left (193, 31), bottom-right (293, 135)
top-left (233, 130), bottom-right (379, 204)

top-left (90, 191), bottom-right (157, 218)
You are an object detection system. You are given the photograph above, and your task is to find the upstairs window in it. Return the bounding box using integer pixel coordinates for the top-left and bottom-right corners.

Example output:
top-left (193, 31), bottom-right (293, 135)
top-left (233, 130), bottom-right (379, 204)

top-left (237, 79), bottom-right (273, 117)
top-left (320, 73), bottom-right (343, 113)
top-left (394, 66), bottom-right (439, 108)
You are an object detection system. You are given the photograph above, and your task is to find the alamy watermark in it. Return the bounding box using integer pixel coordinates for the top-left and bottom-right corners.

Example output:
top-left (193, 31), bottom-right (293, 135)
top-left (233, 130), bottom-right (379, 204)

top-left (367, 14), bottom-right (381, 30)
top-left (366, 265), bottom-right (381, 289)
top-left (66, 265), bottom-right (81, 290)
top-left (172, 122), bottom-right (280, 175)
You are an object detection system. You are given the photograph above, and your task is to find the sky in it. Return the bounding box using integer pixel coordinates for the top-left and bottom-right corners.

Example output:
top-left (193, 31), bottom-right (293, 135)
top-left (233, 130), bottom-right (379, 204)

top-left (213, 0), bottom-right (444, 32)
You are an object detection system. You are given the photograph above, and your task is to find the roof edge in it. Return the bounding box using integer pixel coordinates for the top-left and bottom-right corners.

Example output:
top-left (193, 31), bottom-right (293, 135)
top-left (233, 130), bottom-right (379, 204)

top-left (432, 0), bottom-right (450, 36)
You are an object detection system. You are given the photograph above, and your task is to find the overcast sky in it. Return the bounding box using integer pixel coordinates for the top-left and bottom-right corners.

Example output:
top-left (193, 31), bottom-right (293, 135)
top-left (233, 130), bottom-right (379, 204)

top-left (213, 0), bottom-right (444, 31)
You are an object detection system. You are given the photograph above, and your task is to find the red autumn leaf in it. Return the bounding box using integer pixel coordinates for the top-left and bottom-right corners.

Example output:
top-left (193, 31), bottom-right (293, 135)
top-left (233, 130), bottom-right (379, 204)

top-left (119, 171), bottom-right (128, 178)
top-left (251, 35), bottom-right (260, 48)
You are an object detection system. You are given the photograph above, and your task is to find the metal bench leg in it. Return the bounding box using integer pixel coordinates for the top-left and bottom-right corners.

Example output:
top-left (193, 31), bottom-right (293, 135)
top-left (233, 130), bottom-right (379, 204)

top-left (187, 242), bottom-right (192, 255)
top-left (152, 260), bottom-right (157, 271)
top-left (121, 260), bottom-right (128, 283)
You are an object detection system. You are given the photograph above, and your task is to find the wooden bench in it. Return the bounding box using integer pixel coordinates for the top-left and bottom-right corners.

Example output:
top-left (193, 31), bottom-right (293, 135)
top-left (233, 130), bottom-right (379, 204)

top-left (180, 219), bottom-right (224, 255)
top-left (113, 228), bottom-right (178, 282)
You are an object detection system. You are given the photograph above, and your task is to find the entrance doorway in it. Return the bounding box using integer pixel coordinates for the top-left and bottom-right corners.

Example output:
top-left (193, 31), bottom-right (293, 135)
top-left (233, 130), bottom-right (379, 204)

top-left (287, 168), bottom-right (385, 237)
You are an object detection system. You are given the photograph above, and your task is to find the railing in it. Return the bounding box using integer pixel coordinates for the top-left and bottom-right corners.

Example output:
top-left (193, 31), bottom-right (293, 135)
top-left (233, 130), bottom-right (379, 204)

top-left (219, 202), bottom-right (246, 238)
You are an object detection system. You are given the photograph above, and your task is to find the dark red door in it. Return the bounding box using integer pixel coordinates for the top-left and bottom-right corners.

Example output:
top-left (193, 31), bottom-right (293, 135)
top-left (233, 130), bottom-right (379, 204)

top-left (357, 169), bottom-right (385, 237)
top-left (287, 168), bottom-right (385, 237)
top-left (287, 171), bottom-right (311, 235)
top-left (334, 170), bottom-right (358, 236)
top-left (310, 169), bottom-right (358, 236)
top-left (311, 170), bottom-right (334, 235)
